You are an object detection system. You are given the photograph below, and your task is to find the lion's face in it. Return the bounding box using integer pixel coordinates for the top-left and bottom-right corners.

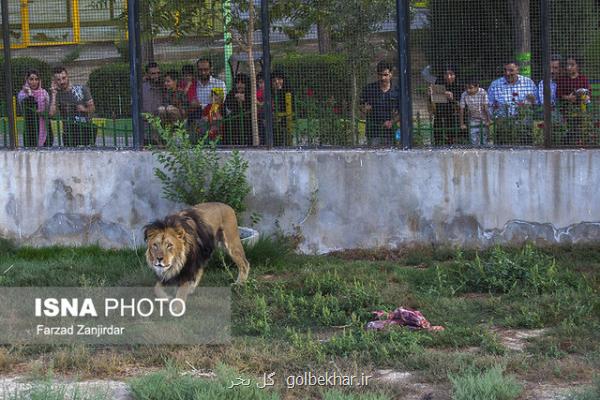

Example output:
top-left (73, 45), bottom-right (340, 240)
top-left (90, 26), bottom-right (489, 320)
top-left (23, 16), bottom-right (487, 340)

top-left (144, 227), bottom-right (187, 281)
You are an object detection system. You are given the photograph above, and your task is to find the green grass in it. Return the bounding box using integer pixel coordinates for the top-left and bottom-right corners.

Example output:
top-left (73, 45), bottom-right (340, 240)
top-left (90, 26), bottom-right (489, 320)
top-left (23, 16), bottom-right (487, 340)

top-left (0, 239), bottom-right (599, 397)
top-left (565, 379), bottom-right (600, 400)
top-left (2, 380), bottom-right (112, 400)
top-left (449, 365), bottom-right (523, 400)
top-left (130, 365), bottom-right (392, 400)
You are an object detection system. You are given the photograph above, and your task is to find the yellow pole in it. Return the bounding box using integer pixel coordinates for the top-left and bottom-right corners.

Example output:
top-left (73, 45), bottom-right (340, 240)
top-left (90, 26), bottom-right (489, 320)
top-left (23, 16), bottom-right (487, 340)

top-left (20, 0), bottom-right (30, 47)
top-left (285, 92), bottom-right (293, 136)
top-left (72, 0), bottom-right (81, 43)
top-left (124, 0), bottom-right (129, 40)
top-left (12, 96), bottom-right (18, 147)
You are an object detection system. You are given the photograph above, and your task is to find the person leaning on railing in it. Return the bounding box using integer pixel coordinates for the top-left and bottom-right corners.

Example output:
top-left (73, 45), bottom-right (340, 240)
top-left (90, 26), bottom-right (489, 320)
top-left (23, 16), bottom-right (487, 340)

top-left (17, 69), bottom-right (52, 147)
top-left (271, 69), bottom-right (294, 147)
top-left (224, 73), bottom-right (252, 146)
top-left (429, 65), bottom-right (463, 146)
top-left (49, 66), bottom-right (96, 147)
top-left (556, 56), bottom-right (592, 146)
top-left (459, 77), bottom-right (491, 147)
top-left (487, 61), bottom-right (538, 146)
top-left (360, 60), bottom-right (399, 147)
top-left (159, 70), bottom-right (188, 125)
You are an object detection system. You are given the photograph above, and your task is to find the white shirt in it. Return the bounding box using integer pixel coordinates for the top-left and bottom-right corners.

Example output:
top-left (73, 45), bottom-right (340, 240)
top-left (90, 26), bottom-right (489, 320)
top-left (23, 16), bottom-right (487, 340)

top-left (196, 76), bottom-right (227, 108)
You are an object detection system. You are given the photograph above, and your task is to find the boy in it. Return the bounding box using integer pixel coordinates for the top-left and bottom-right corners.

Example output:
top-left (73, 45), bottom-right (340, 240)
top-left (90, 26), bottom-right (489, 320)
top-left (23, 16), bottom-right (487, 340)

top-left (459, 78), bottom-right (491, 146)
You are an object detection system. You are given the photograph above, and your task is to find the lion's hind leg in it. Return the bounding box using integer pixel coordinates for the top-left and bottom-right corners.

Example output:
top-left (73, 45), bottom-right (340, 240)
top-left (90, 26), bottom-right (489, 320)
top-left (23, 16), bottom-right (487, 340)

top-left (219, 229), bottom-right (250, 284)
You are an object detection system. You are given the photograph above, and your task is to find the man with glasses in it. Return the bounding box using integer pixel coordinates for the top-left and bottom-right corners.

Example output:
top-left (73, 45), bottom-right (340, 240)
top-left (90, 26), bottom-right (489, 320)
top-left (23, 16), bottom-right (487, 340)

top-left (360, 60), bottom-right (399, 146)
top-left (488, 61), bottom-right (538, 145)
top-left (194, 58), bottom-right (227, 110)
top-left (186, 59), bottom-right (227, 143)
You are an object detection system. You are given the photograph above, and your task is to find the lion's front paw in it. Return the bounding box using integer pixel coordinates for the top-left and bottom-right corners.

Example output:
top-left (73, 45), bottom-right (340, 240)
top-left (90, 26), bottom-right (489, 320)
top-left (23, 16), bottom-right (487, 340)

top-left (171, 300), bottom-right (185, 314)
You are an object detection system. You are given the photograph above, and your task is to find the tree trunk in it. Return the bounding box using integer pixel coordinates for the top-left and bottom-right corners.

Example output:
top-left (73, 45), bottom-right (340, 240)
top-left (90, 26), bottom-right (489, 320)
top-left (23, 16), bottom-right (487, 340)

top-left (512, 0), bottom-right (531, 76)
top-left (247, 0), bottom-right (260, 146)
top-left (140, 0), bottom-right (155, 65)
top-left (317, 22), bottom-right (332, 54)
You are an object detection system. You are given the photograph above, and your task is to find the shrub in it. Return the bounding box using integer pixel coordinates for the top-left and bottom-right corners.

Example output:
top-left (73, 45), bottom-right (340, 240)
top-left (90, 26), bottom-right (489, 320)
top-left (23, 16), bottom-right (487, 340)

top-left (149, 116), bottom-right (251, 214)
top-left (0, 57), bottom-right (51, 102)
top-left (272, 53), bottom-right (353, 104)
top-left (434, 244), bottom-right (568, 295)
top-left (449, 365), bottom-right (523, 400)
top-left (584, 32), bottom-right (600, 78)
top-left (87, 63), bottom-right (131, 118)
top-left (272, 53), bottom-right (361, 145)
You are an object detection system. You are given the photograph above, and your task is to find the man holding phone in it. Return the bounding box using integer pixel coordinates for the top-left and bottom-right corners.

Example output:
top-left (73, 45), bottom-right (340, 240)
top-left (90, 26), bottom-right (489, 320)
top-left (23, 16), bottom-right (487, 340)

top-left (49, 66), bottom-right (96, 147)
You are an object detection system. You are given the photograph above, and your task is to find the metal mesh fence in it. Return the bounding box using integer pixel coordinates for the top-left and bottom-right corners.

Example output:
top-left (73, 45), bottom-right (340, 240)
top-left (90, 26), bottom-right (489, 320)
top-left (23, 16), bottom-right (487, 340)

top-left (1, 0), bottom-right (599, 149)
top-left (412, 0), bottom-right (600, 148)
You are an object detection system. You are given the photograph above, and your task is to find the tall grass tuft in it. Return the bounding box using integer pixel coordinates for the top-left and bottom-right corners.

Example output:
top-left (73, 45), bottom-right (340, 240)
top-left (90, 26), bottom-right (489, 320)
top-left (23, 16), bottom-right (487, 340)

top-left (449, 365), bottom-right (523, 400)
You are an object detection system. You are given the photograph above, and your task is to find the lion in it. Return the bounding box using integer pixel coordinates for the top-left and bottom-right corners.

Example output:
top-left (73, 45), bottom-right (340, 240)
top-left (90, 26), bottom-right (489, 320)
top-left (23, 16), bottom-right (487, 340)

top-left (143, 202), bottom-right (250, 304)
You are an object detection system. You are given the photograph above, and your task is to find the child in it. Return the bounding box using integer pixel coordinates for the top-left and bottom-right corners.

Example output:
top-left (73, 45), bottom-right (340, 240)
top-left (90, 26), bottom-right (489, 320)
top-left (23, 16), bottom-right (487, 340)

top-left (159, 71), bottom-right (188, 124)
top-left (459, 78), bottom-right (491, 146)
top-left (202, 87), bottom-right (225, 141)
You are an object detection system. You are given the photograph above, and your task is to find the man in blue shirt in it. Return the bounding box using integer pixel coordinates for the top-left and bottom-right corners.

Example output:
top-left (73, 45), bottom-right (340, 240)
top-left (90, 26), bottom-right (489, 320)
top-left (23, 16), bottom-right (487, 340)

top-left (488, 62), bottom-right (538, 117)
top-left (488, 62), bottom-right (538, 145)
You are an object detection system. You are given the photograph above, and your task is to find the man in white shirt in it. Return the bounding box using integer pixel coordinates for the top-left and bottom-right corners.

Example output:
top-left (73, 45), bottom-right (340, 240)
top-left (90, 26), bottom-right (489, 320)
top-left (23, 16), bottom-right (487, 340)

top-left (195, 58), bottom-right (227, 109)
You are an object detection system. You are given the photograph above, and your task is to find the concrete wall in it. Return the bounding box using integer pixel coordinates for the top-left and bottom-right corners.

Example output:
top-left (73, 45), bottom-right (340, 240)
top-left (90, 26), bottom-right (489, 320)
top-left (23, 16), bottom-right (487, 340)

top-left (1, 149), bottom-right (599, 253)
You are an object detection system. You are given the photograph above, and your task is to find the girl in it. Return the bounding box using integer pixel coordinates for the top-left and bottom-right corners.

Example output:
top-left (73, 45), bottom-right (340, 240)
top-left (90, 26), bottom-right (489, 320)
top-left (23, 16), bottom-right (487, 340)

top-left (225, 73), bottom-right (252, 145)
top-left (202, 87), bottom-right (225, 142)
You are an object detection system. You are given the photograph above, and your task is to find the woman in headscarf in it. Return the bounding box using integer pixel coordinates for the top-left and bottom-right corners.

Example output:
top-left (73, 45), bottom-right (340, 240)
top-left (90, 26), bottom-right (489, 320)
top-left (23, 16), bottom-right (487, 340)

top-left (17, 69), bottom-right (52, 147)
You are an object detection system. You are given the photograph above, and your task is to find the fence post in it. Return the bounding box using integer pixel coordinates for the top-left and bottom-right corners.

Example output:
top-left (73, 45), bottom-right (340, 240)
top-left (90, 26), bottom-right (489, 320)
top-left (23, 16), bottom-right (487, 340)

top-left (2, 0), bottom-right (16, 148)
top-left (261, 0), bottom-right (274, 148)
top-left (127, 0), bottom-right (143, 149)
top-left (540, 0), bottom-right (552, 148)
top-left (223, 0), bottom-right (233, 91)
top-left (395, 0), bottom-right (412, 149)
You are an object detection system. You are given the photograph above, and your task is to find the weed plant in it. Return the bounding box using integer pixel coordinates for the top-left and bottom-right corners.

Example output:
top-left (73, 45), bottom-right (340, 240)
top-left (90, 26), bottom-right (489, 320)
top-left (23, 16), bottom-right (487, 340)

top-left (431, 244), bottom-right (581, 295)
top-left (565, 379), bottom-right (600, 400)
top-left (449, 365), bottom-right (523, 400)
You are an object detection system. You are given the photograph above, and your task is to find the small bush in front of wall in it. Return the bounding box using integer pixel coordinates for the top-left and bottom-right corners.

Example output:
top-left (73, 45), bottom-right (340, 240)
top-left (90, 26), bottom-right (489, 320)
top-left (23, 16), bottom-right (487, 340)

top-left (148, 115), bottom-right (251, 215)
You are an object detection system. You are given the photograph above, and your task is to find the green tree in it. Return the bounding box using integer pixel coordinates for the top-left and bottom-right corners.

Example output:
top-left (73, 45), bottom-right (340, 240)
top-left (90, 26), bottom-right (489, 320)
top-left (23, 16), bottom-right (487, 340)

top-left (277, 0), bottom-right (393, 143)
top-left (91, 0), bottom-right (224, 63)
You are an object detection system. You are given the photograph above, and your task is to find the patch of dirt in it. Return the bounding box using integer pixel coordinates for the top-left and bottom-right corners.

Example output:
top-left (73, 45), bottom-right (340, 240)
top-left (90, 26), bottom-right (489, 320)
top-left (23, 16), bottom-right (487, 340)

top-left (0, 377), bottom-right (133, 400)
top-left (328, 247), bottom-right (411, 262)
top-left (257, 272), bottom-right (295, 282)
top-left (372, 370), bottom-right (451, 400)
top-left (522, 381), bottom-right (590, 400)
top-left (491, 328), bottom-right (549, 352)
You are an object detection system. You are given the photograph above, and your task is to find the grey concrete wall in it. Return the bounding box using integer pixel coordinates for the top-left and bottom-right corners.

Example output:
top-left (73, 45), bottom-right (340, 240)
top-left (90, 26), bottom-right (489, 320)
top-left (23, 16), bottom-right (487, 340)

top-left (1, 149), bottom-right (599, 253)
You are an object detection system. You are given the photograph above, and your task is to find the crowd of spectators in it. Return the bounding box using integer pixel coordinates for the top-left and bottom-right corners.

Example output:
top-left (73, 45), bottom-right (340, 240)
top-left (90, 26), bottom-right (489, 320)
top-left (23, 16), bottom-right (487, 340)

top-left (425, 56), bottom-right (593, 146)
top-left (14, 54), bottom-right (595, 148)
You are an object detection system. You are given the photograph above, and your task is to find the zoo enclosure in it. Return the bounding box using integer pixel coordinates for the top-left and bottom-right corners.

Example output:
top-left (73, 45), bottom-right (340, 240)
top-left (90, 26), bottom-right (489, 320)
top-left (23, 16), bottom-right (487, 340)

top-left (1, 0), bottom-right (599, 149)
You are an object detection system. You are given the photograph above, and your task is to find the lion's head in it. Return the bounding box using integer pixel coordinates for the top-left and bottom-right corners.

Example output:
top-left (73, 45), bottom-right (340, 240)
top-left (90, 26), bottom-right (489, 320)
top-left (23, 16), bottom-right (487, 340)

top-left (143, 219), bottom-right (190, 281)
top-left (144, 212), bottom-right (216, 283)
